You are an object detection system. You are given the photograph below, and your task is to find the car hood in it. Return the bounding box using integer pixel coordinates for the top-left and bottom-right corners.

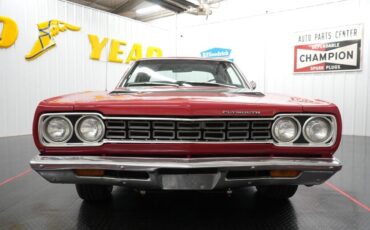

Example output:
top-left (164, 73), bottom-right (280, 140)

top-left (39, 87), bottom-right (335, 117)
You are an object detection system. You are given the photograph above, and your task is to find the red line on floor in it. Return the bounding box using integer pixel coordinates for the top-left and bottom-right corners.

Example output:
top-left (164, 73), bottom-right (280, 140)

top-left (0, 168), bottom-right (32, 187)
top-left (325, 182), bottom-right (370, 212)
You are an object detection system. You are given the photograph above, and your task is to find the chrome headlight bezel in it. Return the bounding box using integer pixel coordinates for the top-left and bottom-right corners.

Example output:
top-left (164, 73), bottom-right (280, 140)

top-left (75, 115), bottom-right (105, 143)
top-left (42, 116), bottom-right (73, 143)
top-left (272, 116), bottom-right (301, 143)
top-left (302, 116), bottom-right (334, 144)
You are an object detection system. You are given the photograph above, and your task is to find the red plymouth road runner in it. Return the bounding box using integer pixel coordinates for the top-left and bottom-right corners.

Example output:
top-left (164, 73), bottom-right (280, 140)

top-left (30, 57), bottom-right (342, 201)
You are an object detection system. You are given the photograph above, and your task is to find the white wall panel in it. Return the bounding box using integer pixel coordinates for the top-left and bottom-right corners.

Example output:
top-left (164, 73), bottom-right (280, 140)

top-left (174, 16), bottom-right (267, 92)
top-left (151, 0), bottom-right (370, 136)
top-left (0, 0), bottom-right (174, 137)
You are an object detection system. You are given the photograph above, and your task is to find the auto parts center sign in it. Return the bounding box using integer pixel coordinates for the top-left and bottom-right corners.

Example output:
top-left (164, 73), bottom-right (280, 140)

top-left (294, 24), bottom-right (363, 73)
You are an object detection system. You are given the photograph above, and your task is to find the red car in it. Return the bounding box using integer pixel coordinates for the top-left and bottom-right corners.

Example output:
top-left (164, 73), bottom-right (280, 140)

top-left (30, 57), bottom-right (342, 201)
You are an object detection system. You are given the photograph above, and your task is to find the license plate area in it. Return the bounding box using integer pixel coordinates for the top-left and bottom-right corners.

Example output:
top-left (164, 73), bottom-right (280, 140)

top-left (161, 173), bottom-right (220, 190)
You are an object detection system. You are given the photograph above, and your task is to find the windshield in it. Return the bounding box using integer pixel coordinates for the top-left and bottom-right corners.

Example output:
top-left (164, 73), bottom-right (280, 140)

top-left (121, 60), bottom-right (246, 88)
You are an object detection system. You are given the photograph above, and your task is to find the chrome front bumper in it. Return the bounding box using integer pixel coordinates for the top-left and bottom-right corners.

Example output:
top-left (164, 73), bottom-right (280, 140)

top-left (30, 155), bottom-right (342, 190)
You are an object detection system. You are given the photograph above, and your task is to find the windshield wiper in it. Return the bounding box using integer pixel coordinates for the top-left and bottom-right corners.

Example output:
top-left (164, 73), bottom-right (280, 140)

top-left (127, 81), bottom-right (239, 88)
top-left (127, 82), bottom-right (179, 87)
top-left (177, 81), bottom-right (238, 88)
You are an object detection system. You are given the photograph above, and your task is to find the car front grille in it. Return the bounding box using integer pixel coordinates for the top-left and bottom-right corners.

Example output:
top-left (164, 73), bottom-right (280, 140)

top-left (105, 118), bottom-right (272, 142)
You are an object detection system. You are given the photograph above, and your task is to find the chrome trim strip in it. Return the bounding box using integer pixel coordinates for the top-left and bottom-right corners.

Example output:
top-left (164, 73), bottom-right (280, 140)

top-left (116, 62), bottom-right (136, 89)
top-left (104, 139), bottom-right (272, 144)
top-left (38, 112), bottom-right (337, 148)
top-left (230, 62), bottom-right (249, 89)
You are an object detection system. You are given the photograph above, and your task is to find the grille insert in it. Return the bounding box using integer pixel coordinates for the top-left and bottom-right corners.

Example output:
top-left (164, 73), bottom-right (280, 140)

top-left (128, 130), bottom-right (150, 139)
top-left (177, 122), bottom-right (201, 129)
top-left (204, 131), bottom-right (225, 140)
top-left (106, 130), bottom-right (126, 139)
top-left (228, 121), bottom-right (249, 129)
top-left (227, 131), bottom-right (249, 139)
top-left (106, 120), bottom-right (125, 129)
top-left (252, 121), bottom-right (271, 129)
top-left (251, 131), bottom-right (271, 140)
top-left (178, 131), bottom-right (202, 140)
top-left (128, 121), bottom-right (150, 129)
top-left (204, 121), bottom-right (226, 129)
top-left (153, 130), bottom-right (175, 139)
top-left (105, 118), bottom-right (273, 142)
top-left (153, 121), bottom-right (175, 129)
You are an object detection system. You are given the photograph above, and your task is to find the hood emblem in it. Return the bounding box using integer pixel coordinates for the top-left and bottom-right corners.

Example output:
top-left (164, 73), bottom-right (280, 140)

top-left (222, 110), bottom-right (261, 115)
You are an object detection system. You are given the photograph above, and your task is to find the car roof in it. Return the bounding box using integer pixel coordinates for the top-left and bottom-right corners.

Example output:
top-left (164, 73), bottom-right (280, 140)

top-left (138, 57), bottom-right (233, 62)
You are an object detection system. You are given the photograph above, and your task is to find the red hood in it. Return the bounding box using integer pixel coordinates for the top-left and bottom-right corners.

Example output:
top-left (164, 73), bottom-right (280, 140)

top-left (38, 87), bottom-right (336, 117)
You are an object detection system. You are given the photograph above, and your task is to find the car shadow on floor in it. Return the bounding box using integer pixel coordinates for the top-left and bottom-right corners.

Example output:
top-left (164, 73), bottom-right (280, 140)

top-left (76, 187), bottom-right (298, 230)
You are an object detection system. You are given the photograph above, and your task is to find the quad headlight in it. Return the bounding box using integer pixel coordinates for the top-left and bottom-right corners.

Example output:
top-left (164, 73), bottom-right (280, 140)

top-left (75, 116), bottom-right (105, 142)
top-left (43, 116), bottom-right (73, 143)
top-left (272, 117), bottom-right (300, 143)
top-left (272, 115), bottom-right (335, 145)
top-left (303, 117), bottom-right (333, 143)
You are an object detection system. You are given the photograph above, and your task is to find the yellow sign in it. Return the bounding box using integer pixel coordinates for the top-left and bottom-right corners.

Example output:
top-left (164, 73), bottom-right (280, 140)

top-left (0, 16), bottom-right (164, 62)
top-left (25, 20), bottom-right (80, 60)
top-left (108, 39), bottom-right (127, 63)
top-left (0, 16), bottom-right (18, 48)
top-left (88, 34), bottom-right (163, 63)
top-left (88, 34), bottom-right (108, 60)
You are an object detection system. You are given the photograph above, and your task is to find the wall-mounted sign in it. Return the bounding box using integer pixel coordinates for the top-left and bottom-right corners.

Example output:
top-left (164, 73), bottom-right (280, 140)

top-left (25, 20), bottom-right (80, 60)
top-left (88, 34), bottom-right (162, 64)
top-left (294, 24), bottom-right (363, 73)
top-left (0, 16), bottom-right (18, 48)
top-left (0, 16), bottom-right (163, 62)
top-left (201, 47), bottom-right (233, 61)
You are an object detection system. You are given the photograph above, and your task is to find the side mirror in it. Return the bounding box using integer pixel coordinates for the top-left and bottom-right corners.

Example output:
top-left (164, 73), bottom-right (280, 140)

top-left (250, 81), bottom-right (256, 90)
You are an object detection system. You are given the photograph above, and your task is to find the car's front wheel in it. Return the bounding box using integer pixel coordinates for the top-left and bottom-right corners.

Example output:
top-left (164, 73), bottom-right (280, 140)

top-left (75, 184), bottom-right (113, 202)
top-left (256, 185), bottom-right (298, 199)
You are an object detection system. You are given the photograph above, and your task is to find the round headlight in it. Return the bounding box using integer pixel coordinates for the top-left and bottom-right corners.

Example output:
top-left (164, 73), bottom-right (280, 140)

top-left (76, 116), bottom-right (105, 142)
top-left (272, 117), bottom-right (300, 143)
top-left (303, 117), bottom-right (333, 143)
top-left (43, 116), bottom-right (73, 143)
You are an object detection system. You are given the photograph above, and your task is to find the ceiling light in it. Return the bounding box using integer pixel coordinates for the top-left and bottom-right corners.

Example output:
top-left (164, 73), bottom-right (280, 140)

top-left (187, 0), bottom-right (199, 5)
top-left (136, 5), bottom-right (163, 15)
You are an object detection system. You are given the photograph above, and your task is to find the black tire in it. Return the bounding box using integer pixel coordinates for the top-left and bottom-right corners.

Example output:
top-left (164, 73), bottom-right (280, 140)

top-left (75, 184), bottom-right (113, 202)
top-left (256, 185), bottom-right (298, 199)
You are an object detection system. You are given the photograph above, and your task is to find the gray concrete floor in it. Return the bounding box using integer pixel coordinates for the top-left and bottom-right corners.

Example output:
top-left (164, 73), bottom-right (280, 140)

top-left (0, 135), bottom-right (369, 229)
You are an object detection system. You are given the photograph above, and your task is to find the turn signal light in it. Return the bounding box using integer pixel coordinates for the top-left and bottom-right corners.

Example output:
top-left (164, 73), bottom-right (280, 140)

top-left (74, 169), bottom-right (104, 177)
top-left (270, 170), bottom-right (300, 178)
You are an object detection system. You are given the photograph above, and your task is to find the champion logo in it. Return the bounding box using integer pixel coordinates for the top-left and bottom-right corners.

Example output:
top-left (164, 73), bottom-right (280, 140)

top-left (294, 40), bottom-right (361, 72)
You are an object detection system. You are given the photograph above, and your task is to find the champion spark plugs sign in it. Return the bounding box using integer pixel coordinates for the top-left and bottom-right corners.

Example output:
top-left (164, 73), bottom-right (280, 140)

top-left (294, 24), bottom-right (363, 73)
